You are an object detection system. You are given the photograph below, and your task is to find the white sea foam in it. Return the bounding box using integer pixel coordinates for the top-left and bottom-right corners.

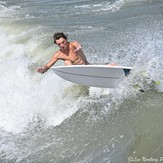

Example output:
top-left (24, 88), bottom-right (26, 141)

top-left (74, 0), bottom-right (125, 13)
top-left (0, 1), bottom-right (163, 163)
top-left (0, 25), bottom-right (81, 133)
top-left (0, 2), bottom-right (20, 18)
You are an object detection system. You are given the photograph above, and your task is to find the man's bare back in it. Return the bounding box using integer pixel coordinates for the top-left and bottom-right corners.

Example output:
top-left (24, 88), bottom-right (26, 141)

top-left (38, 33), bottom-right (89, 74)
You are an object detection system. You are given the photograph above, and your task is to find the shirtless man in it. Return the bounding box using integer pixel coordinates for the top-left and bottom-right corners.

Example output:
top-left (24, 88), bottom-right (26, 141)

top-left (37, 32), bottom-right (89, 73)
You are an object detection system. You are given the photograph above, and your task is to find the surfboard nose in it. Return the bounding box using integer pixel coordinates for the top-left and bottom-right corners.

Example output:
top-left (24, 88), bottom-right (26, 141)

top-left (123, 69), bottom-right (131, 76)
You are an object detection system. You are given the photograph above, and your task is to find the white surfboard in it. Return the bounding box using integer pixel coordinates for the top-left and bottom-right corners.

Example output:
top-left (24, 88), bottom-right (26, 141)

top-left (51, 65), bottom-right (133, 88)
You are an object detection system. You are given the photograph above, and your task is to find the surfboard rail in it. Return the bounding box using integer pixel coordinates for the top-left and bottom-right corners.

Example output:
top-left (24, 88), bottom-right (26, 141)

top-left (51, 65), bottom-right (133, 88)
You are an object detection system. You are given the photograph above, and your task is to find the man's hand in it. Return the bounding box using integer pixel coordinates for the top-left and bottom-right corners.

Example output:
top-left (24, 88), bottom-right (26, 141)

top-left (37, 66), bottom-right (49, 74)
top-left (74, 44), bottom-right (82, 52)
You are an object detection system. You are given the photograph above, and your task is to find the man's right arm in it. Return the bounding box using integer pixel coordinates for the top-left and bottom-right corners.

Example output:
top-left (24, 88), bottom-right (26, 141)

top-left (37, 52), bottom-right (59, 73)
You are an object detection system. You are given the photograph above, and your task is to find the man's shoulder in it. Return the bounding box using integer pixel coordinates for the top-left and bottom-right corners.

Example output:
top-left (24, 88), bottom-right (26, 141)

top-left (71, 41), bottom-right (80, 48)
top-left (56, 49), bottom-right (62, 54)
top-left (54, 50), bottom-right (62, 57)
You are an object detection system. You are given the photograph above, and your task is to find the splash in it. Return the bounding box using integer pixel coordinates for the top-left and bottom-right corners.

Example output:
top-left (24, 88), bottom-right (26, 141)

top-left (0, 24), bottom-right (81, 134)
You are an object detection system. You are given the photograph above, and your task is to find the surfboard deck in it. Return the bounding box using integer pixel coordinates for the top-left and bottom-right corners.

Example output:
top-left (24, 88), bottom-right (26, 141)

top-left (51, 65), bottom-right (133, 88)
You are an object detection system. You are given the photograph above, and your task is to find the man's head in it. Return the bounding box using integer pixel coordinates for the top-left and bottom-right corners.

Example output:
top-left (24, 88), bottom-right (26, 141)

top-left (53, 32), bottom-right (68, 50)
top-left (53, 32), bottom-right (68, 43)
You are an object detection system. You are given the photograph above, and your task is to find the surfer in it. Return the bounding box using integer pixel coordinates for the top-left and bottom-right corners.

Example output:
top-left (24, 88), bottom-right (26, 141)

top-left (38, 32), bottom-right (89, 73)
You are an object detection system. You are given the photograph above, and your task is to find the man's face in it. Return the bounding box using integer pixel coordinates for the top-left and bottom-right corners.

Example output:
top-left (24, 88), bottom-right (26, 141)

top-left (55, 38), bottom-right (67, 50)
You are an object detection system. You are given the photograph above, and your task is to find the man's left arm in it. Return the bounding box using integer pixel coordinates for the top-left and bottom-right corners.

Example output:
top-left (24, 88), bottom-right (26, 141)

top-left (73, 41), bottom-right (82, 52)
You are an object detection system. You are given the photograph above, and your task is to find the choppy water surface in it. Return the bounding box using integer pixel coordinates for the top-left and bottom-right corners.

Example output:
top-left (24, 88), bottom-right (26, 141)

top-left (0, 0), bottom-right (163, 162)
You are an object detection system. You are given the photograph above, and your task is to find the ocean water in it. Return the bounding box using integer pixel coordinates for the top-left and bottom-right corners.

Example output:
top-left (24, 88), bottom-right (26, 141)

top-left (0, 0), bottom-right (163, 162)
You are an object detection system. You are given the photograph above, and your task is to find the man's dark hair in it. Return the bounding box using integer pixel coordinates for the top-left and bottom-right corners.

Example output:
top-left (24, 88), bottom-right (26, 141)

top-left (53, 32), bottom-right (68, 44)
